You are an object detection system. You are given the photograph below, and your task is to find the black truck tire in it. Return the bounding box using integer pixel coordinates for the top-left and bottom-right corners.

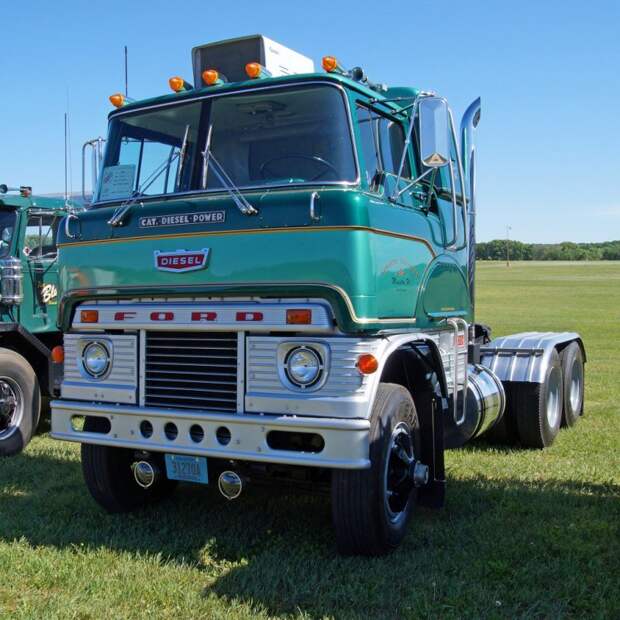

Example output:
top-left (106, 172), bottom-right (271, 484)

top-left (485, 382), bottom-right (519, 445)
top-left (331, 383), bottom-right (421, 556)
top-left (81, 418), bottom-right (176, 512)
top-left (515, 350), bottom-right (563, 449)
top-left (560, 342), bottom-right (584, 427)
top-left (0, 348), bottom-right (41, 457)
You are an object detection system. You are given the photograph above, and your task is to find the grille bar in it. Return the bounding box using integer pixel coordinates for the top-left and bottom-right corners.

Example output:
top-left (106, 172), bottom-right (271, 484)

top-left (144, 331), bottom-right (238, 412)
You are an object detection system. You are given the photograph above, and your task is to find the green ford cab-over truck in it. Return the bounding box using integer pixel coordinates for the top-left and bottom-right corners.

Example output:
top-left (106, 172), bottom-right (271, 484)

top-left (50, 36), bottom-right (586, 555)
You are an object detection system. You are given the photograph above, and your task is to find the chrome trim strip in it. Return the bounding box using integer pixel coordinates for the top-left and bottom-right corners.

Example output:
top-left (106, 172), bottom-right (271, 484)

top-left (57, 224), bottom-right (436, 258)
top-left (237, 331), bottom-right (245, 413)
top-left (138, 329), bottom-right (146, 407)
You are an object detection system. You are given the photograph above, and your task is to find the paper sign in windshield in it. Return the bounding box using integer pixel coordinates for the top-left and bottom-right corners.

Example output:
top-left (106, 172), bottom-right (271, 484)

top-left (99, 165), bottom-right (136, 201)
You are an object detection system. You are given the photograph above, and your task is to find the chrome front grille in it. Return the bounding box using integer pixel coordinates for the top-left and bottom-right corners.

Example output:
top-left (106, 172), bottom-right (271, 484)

top-left (144, 331), bottom-right (238, 412)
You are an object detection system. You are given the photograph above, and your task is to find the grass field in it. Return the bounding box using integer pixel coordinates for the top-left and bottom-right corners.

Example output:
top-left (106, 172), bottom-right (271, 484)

top-left (1, 262), bottom-right (619, 619)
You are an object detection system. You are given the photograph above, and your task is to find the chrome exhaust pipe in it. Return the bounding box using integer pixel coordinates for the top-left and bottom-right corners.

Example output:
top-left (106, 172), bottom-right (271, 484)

top-left (132, 460), bottom-right (159, 489)
top-left (218, 470), bottom-right (243, 500)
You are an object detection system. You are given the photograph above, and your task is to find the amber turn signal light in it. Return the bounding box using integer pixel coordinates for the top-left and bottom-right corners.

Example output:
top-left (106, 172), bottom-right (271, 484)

top-left (51, 346), bottom-right (64, 364)
top-left (80, 309), bottom-right (99, 323)
top-left (357, 354), bottom-right (379, 374)
top-left (286, 309), bottom-right (312, 325)
top-left (109, 93), bottom-right (125, 108)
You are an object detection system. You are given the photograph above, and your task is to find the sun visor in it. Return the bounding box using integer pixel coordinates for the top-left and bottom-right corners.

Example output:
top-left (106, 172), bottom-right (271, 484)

top-left (191, 35), bottom-right (315, 85)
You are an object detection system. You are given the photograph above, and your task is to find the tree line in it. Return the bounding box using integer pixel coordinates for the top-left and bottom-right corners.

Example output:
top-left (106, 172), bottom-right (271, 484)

top-left (476, 240), bottom-right (620, 261)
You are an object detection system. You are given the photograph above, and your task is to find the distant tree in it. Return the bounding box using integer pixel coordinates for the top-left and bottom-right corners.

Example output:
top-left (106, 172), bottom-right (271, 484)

top-left (476, 240), bottom-right (620, 260)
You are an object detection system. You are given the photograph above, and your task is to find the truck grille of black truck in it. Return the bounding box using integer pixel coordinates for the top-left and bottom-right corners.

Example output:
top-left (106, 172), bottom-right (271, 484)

top-left (144, 332), bottom-right (238, 413)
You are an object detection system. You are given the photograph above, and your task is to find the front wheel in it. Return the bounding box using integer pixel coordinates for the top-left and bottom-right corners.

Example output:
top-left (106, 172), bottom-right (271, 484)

top-left (0, 348), bottom-right (41, 457)
top-left (331, 383), bottom-right (421, 556)
top-left (81, 419), bottom-right (176, 512)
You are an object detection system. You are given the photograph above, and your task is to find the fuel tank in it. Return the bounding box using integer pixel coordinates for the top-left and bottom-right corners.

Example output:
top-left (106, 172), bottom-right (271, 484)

top-left (444, 364), bottom-right (506, 449)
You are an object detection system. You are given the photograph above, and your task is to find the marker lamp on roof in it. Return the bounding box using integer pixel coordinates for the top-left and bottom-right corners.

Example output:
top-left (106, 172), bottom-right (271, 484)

top-left (169, 76), bottom-right (193, 92)
top-left (109, 93), bottom-right (126, 108)
top-left (245, 62), bottom-right (271, 79)
top-left (322, 56), bottom-right (345, 74)
top-left (202, 69), bottom-right (225, 86)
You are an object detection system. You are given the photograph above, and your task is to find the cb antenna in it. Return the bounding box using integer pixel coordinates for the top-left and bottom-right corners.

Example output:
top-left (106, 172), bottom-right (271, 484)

top-left (64, 112), bottom-right (68, 205)
top-left (124, 45), bottom-right (129, 97)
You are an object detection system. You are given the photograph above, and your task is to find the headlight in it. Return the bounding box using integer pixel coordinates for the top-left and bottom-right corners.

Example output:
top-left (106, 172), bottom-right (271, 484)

top-left (82, 342), bottom-right (110, 378)
top-left (285, 346), bottom-right (323, 388)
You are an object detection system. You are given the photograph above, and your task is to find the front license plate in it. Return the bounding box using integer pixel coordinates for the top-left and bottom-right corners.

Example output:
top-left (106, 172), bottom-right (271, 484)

top-left (165, 454), bottom-right (208, 484)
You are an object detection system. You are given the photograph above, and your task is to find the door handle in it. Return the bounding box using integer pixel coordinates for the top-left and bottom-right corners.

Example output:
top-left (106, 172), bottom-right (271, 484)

top-left (309, 191), bottom-right (320, 222)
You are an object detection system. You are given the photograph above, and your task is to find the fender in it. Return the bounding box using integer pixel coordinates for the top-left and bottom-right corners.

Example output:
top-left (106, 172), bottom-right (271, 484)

top-left (373, 333), bottom-right (450, 508)
top-left (0, 323), bottom-right (61, 396)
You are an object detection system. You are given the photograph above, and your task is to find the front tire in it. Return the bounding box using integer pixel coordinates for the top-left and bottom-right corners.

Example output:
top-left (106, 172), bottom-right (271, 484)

top-left (331, 383), bottom-right (421, 556)
top-left (81, 418), bottom-right (176, 512)
top-left (0, 348), bottom-right (41, 457)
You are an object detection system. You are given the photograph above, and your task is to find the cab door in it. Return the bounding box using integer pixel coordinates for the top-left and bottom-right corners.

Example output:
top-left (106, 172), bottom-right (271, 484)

top-left (22, 212), bottom-right (60, 331)
top-left (354, 103), bottom-right (441, 318)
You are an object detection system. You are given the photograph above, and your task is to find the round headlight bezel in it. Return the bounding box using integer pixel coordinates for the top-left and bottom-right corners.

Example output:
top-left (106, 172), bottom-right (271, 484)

top-left (81, 341), bottom-right (111, 379)
top-left (284, 345), bottom-right (324, 389)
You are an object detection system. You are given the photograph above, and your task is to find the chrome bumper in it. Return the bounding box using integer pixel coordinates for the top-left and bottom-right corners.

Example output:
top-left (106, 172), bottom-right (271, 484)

top-left (50, 400), bottom-right (371, 469)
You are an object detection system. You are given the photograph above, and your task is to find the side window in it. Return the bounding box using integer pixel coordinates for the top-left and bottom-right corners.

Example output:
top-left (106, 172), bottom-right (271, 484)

top-left (430, 128), bottom-right (463, 204)
top-left (24, 215), bottom-right (57, 259)
top-left (356, 105), bottom-right (412, 191)
top-left (356, 107), bottom-right (381, 188)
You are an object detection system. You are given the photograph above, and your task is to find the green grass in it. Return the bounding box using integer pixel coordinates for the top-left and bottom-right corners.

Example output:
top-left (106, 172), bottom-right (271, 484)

top-left (1, 261), bottom-right (619, 619)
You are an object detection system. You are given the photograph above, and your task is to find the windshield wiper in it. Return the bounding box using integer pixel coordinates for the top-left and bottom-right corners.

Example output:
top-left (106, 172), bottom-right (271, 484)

top-left (108, 125), bottom-right (190, 227)
top-left (200, 131), bottom-right (257, 216)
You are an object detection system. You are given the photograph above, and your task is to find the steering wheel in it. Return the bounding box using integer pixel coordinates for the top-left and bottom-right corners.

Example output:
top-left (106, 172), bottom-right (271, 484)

top-left (259, 154), bottom-right (339, 181)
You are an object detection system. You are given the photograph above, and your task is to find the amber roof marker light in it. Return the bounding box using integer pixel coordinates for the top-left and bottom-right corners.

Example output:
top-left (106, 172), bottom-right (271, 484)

top-left (168, 76), bottom-right (193, 92)
top-left (245, 62), bottom-right (272, 79)
top-left (202, 69), bottom-right (226, 86)
top-left (109, 93), bottom-right (126, 108)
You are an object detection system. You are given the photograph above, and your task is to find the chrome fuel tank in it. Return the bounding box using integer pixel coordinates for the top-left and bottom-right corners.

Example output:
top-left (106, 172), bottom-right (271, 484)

top-left (444, 364), bottom-right (506, 448)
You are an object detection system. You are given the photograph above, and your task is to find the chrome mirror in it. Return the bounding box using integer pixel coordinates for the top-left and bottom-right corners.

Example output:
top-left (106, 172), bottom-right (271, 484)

top-left (418, 97), bottom-right (450, 168)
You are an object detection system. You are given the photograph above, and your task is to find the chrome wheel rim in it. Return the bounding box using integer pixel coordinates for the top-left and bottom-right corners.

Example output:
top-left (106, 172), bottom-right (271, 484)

top-left (0, 377), bottom-right (24, 440)
top-left (383, 422), bottom-right (414, 524)
top-left (546, 367), bottom-right (562, 428)
top-left (569, 359), bottom-right (583, 412)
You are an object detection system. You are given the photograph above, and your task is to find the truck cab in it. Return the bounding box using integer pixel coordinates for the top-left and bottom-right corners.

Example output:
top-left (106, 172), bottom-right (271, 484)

top-left (50, 36), bottom-right (585, 555)
top-left (0, 185), bottom-right (73, 455)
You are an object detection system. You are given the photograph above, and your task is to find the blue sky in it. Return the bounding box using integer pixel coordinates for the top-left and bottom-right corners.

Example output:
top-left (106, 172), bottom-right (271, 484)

top-left (1, 0), bottom-right (618, 242)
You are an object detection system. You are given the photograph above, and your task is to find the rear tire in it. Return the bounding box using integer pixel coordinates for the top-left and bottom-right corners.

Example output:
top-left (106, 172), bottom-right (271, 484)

top-left (0, 348), bottom-right (41, 457)
top-left (515, 350), bottom-right (563, 449)
top-left (560, 342), bottom-right (584, 427)
top-left (331, 383), bottom-right (421, 556)
top-left (81, 418), bottom-right (176, 512)
top-left (485, 383), bottom-right (519, 445)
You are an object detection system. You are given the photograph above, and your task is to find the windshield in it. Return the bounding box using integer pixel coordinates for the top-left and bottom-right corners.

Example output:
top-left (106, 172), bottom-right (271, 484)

top-left (96, 84), bottom-right (356, 203)
top-left (0, 211), bottom-right (16, 257)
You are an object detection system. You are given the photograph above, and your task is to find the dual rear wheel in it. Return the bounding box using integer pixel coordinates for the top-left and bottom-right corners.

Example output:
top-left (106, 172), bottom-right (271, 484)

top-left (491, 342), bottom-right (584, 448)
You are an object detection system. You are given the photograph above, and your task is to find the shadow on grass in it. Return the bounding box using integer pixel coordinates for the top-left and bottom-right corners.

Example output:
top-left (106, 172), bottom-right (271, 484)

top-left (1, 449), bottom-right (618, 617)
